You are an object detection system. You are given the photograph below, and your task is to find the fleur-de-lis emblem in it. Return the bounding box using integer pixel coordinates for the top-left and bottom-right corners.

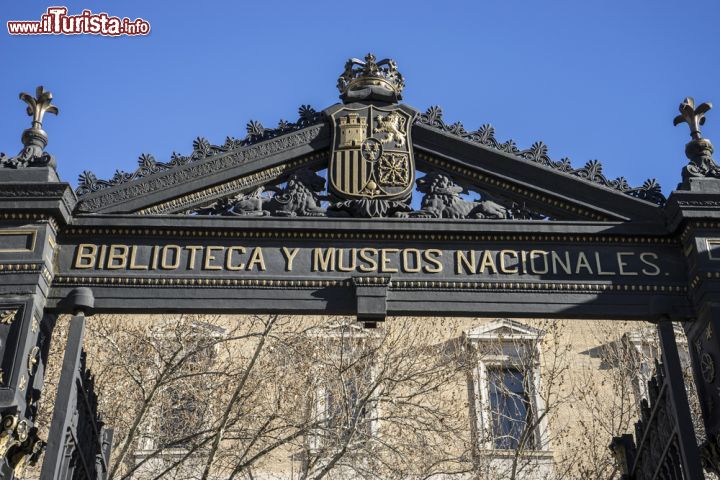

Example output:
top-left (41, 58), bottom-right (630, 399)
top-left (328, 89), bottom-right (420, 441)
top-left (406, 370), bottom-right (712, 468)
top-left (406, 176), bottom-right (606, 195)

top-left (674, 97), bottom-right (712, 140)
top-left (0, 309), bottom-right (17, 325)
top-left (19, 86), bottom-right (59, 131)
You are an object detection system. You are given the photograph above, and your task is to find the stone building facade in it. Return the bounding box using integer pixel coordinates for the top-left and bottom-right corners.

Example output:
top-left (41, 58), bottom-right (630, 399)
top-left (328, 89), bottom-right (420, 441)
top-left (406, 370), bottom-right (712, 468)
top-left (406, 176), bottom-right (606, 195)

top-left (29, 314), bottom-right (680, 480)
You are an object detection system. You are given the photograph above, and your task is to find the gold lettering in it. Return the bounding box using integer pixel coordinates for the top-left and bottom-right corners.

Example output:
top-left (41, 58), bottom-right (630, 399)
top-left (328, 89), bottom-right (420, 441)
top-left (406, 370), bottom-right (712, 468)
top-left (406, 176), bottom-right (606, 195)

top-left (129, 245), bottom-right (148, 270)
top-left (640, 252), bottom-right (661, 276)
top-left (282, 247), bottom-right (300, 272)
top-left (381, 248), bottom-right (399, 273)
top-left (551, 251), bottom-right (571, 275)
top-left (530, 250), bottom-right (549, 274)
top-left (479, 250), bottom-right (497, 274)
top-left (402, 249), bottom-right (422, 273)
top-left (161, 245), bottom-right (181, 270)
top-left (575, 252), bottom-right (593, 274)
top-left (151, 245), bottom-right (160, 269)
top-left (499, 250), bottom-right (518, 274)
top-left (313, 248), bottom-right (335, 272)
top-left (74, 244), bottom-right (97, 269)
top-left (226, 246), bottom-right (246, 271)
top-left (337, 248), bottom-right (357, 272)
top-left (358, 248), bottom-right (378, 272)
top-left (424, 249), bottom-right (443, 273)
top-left (247, 247), bottom-right (266, 271)
top-left (456, 250), bottom-right (476, 274)
top-left (98, 244), bottom-right (107, 270)
top-left (594, 251), bottom-right (615, 275)
top-left (186, 245), bottom-right (203, 269)
top-left (107, 244), bottom-right (129, 269)
top-left (617, 252), bottom-right (637, 276)
top-left (204, 246), bottom-right (223, 270)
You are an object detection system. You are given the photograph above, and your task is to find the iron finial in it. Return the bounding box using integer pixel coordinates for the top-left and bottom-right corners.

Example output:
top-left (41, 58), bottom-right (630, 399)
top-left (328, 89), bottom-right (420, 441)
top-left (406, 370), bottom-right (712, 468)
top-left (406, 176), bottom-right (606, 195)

top-left (19, 86), bottom-right (59, 132)
top-left (0, 86), bottom-right (59, 169)
top-left (673, 97), bottom-right (712, 140)
top-left (673, 97), bottom-right (720, 186)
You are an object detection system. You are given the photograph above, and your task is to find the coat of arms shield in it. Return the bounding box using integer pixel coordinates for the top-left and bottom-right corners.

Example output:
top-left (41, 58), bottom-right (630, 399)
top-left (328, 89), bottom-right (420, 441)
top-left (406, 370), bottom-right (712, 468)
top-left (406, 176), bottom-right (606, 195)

top-left (329, 105), bottom-right (415, 201)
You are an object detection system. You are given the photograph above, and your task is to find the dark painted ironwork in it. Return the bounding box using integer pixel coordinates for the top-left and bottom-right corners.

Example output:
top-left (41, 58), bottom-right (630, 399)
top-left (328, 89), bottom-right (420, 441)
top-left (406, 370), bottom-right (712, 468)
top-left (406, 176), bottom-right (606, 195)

top-left (74, 105), bottom-right (324, 197)
top-left (1, 62), bottom-right (720, 480)
top-left (190, 168), bottom-right (547, 219)
top-left (673, 97), bottom-right (719, 185)
top-left (610, 321), bottom-right (704, 479)
top-left (40, 289), bottom-right (113, 480)
top-left (0, 303), bottom-right (55, 479)
top-left (192, 167), bottom-right (328, 217)
top-left (0, 86), bottom-right (59, 169)
top-left (410, 171), bottom-right (510, 219)
top-left (415, 105), bottom-right (667, 206)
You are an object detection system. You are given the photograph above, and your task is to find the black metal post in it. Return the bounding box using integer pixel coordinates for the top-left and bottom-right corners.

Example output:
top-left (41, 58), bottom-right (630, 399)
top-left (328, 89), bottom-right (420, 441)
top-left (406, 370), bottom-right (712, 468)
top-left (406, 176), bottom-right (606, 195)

top-left (40, 288), bottom-right (112, 480)
top-left (657, 320), bottom-right (705, 479)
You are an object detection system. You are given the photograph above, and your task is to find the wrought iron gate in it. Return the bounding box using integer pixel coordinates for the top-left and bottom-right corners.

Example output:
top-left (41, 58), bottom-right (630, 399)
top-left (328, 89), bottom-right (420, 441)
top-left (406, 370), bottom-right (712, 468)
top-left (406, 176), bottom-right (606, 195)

top-left (40, 290), bottom-right (112, 480)
top-left (611, 321), bottom-right (704, 480)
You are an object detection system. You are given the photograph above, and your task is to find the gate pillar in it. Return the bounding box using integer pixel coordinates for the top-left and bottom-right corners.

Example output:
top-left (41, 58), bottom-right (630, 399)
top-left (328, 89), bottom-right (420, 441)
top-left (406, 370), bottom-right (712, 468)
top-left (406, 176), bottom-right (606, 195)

top-left (667, 97), bottom-right (720, 472)
top-left (0, 87), bottom-right (74, 478)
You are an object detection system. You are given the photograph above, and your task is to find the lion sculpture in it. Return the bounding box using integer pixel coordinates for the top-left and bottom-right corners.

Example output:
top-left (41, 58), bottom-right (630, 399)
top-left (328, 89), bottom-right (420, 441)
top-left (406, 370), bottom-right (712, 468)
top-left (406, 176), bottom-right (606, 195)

top-left (202, 168), bottom-right (327, 217)
top-left (412, 171), bottom-right (509, 219)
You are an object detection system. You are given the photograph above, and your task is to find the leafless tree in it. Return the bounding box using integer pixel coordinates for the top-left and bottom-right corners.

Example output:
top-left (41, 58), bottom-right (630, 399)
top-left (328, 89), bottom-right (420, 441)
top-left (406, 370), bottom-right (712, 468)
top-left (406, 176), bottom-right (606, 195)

top-left (29, 316), bottom-right (690, 480)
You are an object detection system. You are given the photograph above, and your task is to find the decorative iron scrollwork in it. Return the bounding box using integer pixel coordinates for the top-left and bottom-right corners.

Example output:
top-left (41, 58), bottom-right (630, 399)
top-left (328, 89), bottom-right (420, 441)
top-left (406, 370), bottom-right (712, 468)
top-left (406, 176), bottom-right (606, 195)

top-left (702, 352), bottom-right (716, 383)
top-left (702, 432), bottom-right (720, 475)
top-left (329, 197), bottom-right (413, 218)
top-left (416, 106), bottom-right (666, 206)
top-left (409, 172), bottom-right (546, 220)
top-left (190, 167), bottom-right (550, 220)
top-left (611, 360), bottom-right (690, 479)
top-left (0, 413), bottom-right (45, 477)
top-left (75, 105), bottom-right (325, 196)
top-left (192, 168), bottom-right (327, 217)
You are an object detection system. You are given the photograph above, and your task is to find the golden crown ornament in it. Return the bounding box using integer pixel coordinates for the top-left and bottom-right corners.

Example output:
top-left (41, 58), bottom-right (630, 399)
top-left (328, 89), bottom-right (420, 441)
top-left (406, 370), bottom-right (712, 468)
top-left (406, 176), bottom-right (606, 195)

top-left (337, 53), bottom-right (405, 104)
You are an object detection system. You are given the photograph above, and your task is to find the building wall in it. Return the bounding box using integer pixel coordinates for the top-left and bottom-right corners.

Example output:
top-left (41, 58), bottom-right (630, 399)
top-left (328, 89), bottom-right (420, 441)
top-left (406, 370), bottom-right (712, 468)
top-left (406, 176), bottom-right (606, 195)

top-left (29, 314), bottom-right (671, 480)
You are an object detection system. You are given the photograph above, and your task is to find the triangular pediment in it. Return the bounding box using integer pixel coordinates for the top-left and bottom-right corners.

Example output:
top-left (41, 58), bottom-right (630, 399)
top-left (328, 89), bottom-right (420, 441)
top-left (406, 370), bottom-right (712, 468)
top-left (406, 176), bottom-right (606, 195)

top-left (465, 319), bottom-right (544, 341)
top-left (72, 103), bottom-right (666, 223)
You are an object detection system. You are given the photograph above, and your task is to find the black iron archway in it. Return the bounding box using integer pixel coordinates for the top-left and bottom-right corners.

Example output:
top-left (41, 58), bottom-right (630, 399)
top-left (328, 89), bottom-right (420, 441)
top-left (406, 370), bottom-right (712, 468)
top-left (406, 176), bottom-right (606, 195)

top-left (0, 57), bottom-right (719, 479)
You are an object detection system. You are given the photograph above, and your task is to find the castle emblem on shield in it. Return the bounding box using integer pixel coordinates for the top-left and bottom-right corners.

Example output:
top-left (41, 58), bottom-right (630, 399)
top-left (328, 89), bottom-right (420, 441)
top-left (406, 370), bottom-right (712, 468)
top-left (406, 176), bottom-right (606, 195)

top-left (329, 105), bottom-right (415, 200)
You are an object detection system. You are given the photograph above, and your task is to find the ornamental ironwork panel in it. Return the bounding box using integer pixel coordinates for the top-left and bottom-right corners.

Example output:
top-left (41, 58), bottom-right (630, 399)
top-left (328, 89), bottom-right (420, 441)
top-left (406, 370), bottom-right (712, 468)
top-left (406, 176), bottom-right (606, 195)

top-left (611, 322), bottom-right (703, 480)
top-left (40, 314), bottom-right (112, 480)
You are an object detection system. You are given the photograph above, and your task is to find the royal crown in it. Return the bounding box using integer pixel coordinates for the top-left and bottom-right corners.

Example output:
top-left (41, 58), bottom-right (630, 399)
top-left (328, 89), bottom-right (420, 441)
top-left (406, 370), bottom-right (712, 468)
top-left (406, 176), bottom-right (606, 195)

top-left (337, 53), bottom-right (405, 103)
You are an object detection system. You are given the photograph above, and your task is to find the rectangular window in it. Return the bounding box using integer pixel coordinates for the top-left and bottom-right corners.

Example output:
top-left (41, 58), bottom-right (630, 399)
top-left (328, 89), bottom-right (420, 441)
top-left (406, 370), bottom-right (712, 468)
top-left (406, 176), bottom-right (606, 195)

top-left (488, 367), bottom-right (535, 450)
top-left (326, 374), bottom-right (368, 435)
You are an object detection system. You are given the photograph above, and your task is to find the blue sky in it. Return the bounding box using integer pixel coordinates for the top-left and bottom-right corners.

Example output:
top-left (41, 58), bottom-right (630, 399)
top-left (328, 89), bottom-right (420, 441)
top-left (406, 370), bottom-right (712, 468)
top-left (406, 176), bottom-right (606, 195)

top-left (1, 1), bottom-right (719, 197)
